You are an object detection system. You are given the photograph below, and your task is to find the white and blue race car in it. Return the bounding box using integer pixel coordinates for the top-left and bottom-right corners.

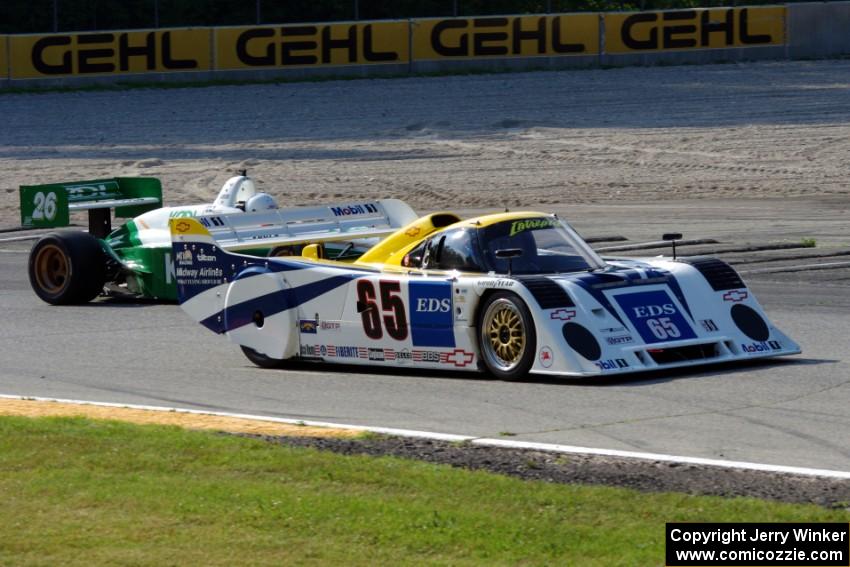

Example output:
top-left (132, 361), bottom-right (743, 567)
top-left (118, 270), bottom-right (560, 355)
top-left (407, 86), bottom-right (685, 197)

top-left (169, 210), bottom-right (800, 379)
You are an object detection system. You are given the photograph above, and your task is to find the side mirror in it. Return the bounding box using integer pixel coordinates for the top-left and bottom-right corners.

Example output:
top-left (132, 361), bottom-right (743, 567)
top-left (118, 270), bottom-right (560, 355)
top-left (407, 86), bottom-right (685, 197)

top-left (495, 248), bottom-right (524, 258)
top-left (495, 248), bottom-right (523, 275)
top-left (662, 233), bottom-right (683, 260)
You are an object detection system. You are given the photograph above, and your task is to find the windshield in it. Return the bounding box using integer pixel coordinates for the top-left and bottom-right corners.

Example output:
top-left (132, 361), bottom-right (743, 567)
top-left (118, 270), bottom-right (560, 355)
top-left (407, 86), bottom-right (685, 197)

top-left (477, 216), bottom-right (606, 275)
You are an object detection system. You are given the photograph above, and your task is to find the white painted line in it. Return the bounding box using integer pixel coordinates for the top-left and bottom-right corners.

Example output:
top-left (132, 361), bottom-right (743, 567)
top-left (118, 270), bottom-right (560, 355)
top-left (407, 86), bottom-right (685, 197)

top-left (0, 234), bottom-right (41, 243)
top-left (2, 393), bottom-right (849, 480)
top-left (740, 261), bottom-right (850, 275)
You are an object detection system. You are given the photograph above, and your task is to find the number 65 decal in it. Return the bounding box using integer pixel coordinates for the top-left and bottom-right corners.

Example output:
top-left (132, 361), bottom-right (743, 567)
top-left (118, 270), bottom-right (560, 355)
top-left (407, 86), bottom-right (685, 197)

top-left (356, 280), bottom-right (408, 341)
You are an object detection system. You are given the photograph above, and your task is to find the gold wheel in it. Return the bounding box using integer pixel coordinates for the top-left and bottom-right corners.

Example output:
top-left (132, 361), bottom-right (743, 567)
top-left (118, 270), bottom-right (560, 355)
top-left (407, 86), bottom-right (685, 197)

top-left (481, 298), bottom-right (527, 372)
top-left (33, 243), bottom-right (70, 295)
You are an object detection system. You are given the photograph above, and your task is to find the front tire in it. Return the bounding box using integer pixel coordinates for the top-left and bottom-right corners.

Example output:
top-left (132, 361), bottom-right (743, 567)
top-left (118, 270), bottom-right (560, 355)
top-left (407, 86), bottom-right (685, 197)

top-left (240, 346), bottom-right (286, 369)
top-left (477, 292), bottom-right (536, 380)
top-left (28, 231), bottom-right (106, 305)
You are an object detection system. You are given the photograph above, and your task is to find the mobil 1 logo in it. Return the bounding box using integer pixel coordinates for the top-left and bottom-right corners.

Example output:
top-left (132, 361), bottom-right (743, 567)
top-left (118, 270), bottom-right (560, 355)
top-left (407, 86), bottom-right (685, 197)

top-left (613, 290), bottom-right (696, 344)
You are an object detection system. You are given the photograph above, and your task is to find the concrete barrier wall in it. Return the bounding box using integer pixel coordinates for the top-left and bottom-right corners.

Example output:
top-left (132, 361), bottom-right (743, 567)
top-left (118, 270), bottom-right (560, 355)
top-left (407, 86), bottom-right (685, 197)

top-left (2, 3), bottom-right (849, 89)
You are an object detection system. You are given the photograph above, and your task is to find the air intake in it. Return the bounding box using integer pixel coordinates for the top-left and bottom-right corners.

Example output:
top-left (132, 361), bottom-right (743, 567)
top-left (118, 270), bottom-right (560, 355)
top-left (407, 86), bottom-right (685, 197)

top-left (681, 258), bottom-right (744, 291)
top-left (517, 277), bottom-right (574, 309)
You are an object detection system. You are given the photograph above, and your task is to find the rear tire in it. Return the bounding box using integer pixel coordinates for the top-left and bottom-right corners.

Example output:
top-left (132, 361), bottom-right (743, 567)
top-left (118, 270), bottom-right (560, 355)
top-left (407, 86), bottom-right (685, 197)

top-left (28, 231), bottom-right (106, 305)
top-left (477, 292), bottom-right (536, 380)
top-left (240, 346), bottom-right (286, 369)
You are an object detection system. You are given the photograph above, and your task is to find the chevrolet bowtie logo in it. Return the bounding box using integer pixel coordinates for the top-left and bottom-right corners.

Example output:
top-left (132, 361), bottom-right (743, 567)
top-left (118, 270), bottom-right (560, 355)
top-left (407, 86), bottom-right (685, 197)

top-left (405, 227), bottom-right (421, 237)
top-left (550, 309), bottom-right (576, 321)
top-left (722, 290), bottom-right (748, 302)
top-left (444, 349), bottom-right (474, 367)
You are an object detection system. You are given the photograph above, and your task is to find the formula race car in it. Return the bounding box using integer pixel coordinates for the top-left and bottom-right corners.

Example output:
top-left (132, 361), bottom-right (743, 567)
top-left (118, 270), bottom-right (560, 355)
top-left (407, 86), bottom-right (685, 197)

top-left (21, 174), bottom-right (417, 304)
top-left (169, 211), bottom-right (800, 379)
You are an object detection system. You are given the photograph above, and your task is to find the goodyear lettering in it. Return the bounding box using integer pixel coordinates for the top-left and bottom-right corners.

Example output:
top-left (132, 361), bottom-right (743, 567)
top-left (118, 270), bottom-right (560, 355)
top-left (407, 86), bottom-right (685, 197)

top-left (509, 218), bottom-right (558, 237)
top-left (330, 203), bottom-right (379, 217)
top-left (631, 304), bottom-right (676, 318)
top-left (217, 22), bottom-right (408, 70)
top-left (14, 30), bottom-right (209, 78)
top-left (416, 297), bottom-right (451, 313)
top-left (606, 7), bottom-right (784, 54)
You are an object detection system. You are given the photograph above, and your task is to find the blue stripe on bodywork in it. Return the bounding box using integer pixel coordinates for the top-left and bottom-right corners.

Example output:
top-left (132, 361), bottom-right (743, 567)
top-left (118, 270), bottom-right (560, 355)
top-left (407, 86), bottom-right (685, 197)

top-left (561, 267), bottom-right (693, 325)
top-left (200, 274), bottom-right (355, 333)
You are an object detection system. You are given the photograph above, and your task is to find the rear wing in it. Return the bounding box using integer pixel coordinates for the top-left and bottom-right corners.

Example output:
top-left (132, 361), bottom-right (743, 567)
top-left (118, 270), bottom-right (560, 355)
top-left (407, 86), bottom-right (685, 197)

top-left (20, 178), bottom-right (163, 237)
top-left (196, 199), bottom-right (419, 252)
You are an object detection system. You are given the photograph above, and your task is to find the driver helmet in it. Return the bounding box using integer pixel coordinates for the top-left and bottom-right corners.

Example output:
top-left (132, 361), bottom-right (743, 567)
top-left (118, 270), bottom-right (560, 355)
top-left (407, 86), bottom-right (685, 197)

top-left (245, 193), bottom-right (279, 212)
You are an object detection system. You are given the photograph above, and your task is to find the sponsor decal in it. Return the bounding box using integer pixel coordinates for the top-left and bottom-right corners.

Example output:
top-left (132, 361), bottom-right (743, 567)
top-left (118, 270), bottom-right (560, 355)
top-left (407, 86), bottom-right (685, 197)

top-left (413, 14), bottom-right (599, 61)
top-left (443, 349), bottom-right (475, 368)
top-left (509, 217), bottom-right (558, 236)
top-left (320, 320), bottom-right (342, 331)
top-left (539, 346), bottom-right (554, 368)
top-left (600, 326), bottom-right (627, 334)
top-left (550, 308), bottom-right (576, 321)
top-left (175, 221), bottom-right (192, 233)
top-left (395, 348), bottom-right (413, 363)
top-left (330, 203), bottom-right (379, 217)
top-left (700, 319), bottom-right (719, 332)
top-left (169, 210), bottom-right (197, 218)
top-left (299, 319), bottom-right (318, 334)
top-left (411, 349), bottom-right (474, 367)
top-left (595, 358), bottom-right (629, 371)
top-left (723, 289), bottom-right (748, 303)
top-left (64, 182), bottom-right (121, 202)
top-left (176, 249), bottom-right (193, 265)
top-left (413, 350), bottom-right (442, 363)
top-left (300, 344), bottom-right (320, 357)
top-left (11, 29), bottom-right (210, 79)
top-left (477, 279), bottom-right (516, 289)
top-left (741, 340), bottom-right (782, 354)
top-left (326, 345), bottom-right (360, 358)
top-left (196, 251), bottom-right (217, 262)
top-left (613, 290), bottom-right (696, 344)
top-left (368, 348), bottom-right (385, 361)
top-left (409, 281), bottom-right (455, 347)
top-left (605, 335), bottom-right (634, 345)
top-left (215, 22), bottom-right (408, 71)
top-left (405, 226), bottom-right (421, 237)
top-left (604, 7), bottom-right (785, 55)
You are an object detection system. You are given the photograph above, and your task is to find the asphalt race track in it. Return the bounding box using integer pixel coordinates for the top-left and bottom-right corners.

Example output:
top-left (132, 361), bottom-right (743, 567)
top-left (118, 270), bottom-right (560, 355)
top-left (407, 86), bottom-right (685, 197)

top-left (2, 230), bottom-right (849, 473)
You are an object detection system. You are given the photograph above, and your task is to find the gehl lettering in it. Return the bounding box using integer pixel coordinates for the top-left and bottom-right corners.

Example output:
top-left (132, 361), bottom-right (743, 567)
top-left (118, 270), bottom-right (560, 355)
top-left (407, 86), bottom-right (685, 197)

top-left (431, 17), bottom-right (584, 57)
top-left (236, 25), bottom-right (397, 66)
top-left (621, 9), bottom-right (773, 50)
top-left (32, 32), bottom-right (196, 75)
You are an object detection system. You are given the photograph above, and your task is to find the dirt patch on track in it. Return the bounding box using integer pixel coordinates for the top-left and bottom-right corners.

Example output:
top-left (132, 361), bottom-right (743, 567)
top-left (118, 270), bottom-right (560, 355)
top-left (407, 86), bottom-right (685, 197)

top-left (0, 398), bottom-right (359, 438)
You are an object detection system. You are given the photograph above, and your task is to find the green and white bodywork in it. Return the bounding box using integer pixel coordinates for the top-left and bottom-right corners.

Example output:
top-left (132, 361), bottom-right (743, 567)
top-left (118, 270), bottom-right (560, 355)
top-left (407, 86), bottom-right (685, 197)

top-left (23, 174), bottom-right (418, 303)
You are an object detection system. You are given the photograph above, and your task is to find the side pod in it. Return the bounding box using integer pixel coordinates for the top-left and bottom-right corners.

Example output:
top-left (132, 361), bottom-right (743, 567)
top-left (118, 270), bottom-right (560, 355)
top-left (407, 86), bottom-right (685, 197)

top-left (169, 218), bottom-right (297, 360)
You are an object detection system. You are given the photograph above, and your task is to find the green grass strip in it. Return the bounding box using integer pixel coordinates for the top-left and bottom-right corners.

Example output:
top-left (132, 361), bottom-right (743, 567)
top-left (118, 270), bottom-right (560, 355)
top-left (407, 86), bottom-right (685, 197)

top-left (0, 415), bottom-right (846, 566)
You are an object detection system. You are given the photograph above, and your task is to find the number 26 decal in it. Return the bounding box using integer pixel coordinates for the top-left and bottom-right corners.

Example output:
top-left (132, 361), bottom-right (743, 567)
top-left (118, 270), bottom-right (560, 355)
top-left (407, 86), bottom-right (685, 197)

top-left (357, 280), bottom-right (408, 341)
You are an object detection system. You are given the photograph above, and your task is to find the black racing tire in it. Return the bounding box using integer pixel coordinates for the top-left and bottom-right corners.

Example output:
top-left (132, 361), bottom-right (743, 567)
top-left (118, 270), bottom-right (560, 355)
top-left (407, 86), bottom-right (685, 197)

top-left (240, 345), bottom-right (287, 369)
top-left (28, 231), bottom-right (106, 305)
top-left (477, 291), bottom-right (537, 381)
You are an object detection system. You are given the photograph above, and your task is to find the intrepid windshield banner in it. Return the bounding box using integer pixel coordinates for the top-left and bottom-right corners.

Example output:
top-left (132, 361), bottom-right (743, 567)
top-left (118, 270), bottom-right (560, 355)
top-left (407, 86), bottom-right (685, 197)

top-left (214, 21), bottom-right (409, 70)
top-left (412, 14), bottom-right (599, 60)
top-left (605, 6), bottom-right (785, 54)
top-left (9, 28), bottom-right (212, 79)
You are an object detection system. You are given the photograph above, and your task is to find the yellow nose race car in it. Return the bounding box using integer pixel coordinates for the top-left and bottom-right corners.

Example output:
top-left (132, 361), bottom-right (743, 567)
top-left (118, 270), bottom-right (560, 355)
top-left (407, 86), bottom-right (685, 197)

top-left (170, 211), bottom-right (800, 380)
